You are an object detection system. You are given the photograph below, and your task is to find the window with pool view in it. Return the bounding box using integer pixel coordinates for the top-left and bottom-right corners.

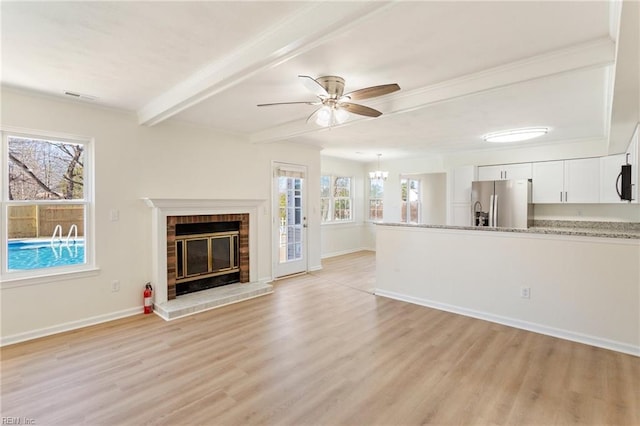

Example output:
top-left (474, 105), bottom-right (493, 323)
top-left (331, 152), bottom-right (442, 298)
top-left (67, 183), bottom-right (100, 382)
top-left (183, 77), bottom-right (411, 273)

top-left (2, 133), bottom-right (91, 277)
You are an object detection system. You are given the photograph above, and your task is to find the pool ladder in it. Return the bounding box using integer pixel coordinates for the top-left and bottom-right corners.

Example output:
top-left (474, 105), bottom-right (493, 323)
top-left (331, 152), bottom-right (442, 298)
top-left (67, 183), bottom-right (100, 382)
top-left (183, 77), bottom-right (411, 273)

top-left (51, 224), bottom-right (78, 245)
top-left (50, 224), bottom-right (79, 260)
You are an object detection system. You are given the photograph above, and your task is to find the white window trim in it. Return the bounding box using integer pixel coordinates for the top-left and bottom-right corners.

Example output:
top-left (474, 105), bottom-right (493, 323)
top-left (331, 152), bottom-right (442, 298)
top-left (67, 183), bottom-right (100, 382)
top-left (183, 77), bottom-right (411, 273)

top-left (321, 175), bottom-right (355, 224)
top-left (1, 128), bottom-right (97, 285)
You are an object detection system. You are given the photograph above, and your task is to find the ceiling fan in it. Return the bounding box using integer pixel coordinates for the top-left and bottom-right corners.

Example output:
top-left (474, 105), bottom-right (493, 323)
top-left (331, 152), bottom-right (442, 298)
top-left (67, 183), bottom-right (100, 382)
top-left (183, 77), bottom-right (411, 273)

top-left (257, 75), bottom-right (400, 127)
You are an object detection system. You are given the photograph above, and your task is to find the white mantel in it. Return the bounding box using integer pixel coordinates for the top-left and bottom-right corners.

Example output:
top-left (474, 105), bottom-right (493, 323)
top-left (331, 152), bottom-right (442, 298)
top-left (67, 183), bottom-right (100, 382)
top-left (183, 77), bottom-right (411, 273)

top-left (143, 198), bottom-right (266, 305)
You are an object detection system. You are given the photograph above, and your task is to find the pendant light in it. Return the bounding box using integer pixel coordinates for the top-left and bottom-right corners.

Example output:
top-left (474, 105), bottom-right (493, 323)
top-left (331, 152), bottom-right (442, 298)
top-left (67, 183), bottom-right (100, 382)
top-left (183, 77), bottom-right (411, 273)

top-left (369, 154), bottom-right (388, 180)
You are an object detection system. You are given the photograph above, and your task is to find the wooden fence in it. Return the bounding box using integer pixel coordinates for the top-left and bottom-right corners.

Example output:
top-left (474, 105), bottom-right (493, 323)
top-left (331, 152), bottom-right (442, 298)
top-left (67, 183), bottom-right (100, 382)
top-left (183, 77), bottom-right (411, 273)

top-left (8, 205), bottom-right (84, 239)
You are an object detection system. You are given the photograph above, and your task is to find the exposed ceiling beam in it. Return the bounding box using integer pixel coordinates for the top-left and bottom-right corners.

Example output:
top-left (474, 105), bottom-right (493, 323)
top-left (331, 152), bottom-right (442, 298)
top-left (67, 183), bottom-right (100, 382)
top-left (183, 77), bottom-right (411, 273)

top-left (137, 1), bottom-right (395, 126)
top-left (250, 37), bottom-right (615, 144)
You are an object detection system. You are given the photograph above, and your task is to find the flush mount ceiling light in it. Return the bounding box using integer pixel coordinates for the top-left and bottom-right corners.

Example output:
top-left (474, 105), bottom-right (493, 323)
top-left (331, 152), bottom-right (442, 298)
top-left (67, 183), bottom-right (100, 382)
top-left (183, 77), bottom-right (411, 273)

top-left (369, 153), bottom-right (388, 180)
top-left (483, 127), bottom-right (548, 143)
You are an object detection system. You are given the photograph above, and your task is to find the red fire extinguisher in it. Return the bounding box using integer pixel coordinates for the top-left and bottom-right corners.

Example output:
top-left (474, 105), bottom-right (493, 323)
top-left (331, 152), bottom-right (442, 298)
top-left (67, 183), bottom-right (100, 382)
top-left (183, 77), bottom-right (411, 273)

top-left (144, 283), bottom-right (153, 314)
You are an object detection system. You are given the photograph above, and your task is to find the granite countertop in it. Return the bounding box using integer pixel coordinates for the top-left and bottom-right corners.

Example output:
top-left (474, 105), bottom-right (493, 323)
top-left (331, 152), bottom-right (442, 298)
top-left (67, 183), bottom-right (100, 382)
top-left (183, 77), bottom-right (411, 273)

top-left (377, 220), bottom-right (640, 240)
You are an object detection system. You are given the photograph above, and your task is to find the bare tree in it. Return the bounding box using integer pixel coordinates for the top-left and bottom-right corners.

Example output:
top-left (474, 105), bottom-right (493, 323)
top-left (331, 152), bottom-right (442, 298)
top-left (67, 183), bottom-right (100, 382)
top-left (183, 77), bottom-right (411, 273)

top-left (8, 137), bottom-right (84, 200)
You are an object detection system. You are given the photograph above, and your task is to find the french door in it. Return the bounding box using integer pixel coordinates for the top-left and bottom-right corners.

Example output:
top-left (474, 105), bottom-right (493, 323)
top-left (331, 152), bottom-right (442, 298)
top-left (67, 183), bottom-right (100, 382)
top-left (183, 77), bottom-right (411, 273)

top-left (273, 163), bottom-right (307, 278)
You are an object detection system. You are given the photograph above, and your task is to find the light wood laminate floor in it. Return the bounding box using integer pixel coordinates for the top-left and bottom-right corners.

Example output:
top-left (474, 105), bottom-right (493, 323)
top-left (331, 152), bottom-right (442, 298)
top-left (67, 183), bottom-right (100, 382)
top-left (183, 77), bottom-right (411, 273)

top-left (1, 251), bottom-right (638, 425)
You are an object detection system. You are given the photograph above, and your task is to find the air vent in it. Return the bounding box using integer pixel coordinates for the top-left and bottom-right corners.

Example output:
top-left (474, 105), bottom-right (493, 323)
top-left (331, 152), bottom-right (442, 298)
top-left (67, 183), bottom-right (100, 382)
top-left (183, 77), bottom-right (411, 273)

top-left (63, 91), bottom-right (98, 101)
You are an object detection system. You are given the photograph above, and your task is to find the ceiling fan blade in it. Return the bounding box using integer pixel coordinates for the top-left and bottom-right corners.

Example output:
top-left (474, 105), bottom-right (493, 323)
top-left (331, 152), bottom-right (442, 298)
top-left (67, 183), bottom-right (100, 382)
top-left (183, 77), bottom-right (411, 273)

top-left (339, 102), bottom-right (383, 118)
top-left (342, 83), bottom-right (400, 101)
top-left (299, 75), bottom-right (329, 97)
top-left (257, 101), bottom-right (321, 107)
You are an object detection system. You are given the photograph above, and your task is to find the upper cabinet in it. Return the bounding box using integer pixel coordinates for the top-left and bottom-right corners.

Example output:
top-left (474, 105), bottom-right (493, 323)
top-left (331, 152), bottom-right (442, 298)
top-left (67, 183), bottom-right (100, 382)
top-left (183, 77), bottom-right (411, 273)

top-left (564, 158), bottom-right (601, 203)
top-left (532, 158), bottom-right (600, 203)
top-left (532, 161), bottom-right (564, 203)
top-left (477, 163), bottom-right (532, 181)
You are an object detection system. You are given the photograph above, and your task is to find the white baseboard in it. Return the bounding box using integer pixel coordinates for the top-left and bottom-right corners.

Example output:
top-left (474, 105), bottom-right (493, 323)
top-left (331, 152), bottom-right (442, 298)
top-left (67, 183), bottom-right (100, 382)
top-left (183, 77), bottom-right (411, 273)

top-left (321, 247), bottom-right (373, 259)
top-left (374, 289), bottom-right (640, 357)
top-left (1, 307), bottom-right (142, 347)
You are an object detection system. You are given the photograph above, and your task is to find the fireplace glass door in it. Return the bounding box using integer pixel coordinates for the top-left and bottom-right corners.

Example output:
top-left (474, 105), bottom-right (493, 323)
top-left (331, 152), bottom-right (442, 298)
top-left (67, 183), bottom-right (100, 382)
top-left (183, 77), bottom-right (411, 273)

top-left (176, 231), bottom-right (239, 283)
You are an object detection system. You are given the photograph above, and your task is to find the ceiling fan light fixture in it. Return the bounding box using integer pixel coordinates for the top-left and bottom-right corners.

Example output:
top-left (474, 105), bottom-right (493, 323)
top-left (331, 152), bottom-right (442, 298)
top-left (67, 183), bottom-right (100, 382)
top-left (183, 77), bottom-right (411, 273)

top-left (315, 105), bottom-right (349, 127)
top-left (334, 108), bottom-right (349, 124)
top-left (483, 127), bottom-right (548, 143)
top-left (316, 106), bottom-right (332, 126)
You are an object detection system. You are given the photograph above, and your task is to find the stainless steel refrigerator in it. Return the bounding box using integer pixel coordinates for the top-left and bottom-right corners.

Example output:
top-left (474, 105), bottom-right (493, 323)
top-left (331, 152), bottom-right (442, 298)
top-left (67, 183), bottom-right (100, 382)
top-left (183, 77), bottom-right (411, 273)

top-left (471, 179), bottom-right (533, 229)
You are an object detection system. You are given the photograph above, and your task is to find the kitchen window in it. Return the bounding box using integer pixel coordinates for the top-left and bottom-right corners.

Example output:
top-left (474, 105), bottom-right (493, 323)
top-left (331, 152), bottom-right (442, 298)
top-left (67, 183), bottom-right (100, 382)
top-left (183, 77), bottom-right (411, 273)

top-left (321, 175), bottom-right (353, 223)
top-left (368, 177), bottom-right (384, 221)
top-left (400, 177), bottom-right (420, 224)
top-left (1, 131), bottom-right (95, 282)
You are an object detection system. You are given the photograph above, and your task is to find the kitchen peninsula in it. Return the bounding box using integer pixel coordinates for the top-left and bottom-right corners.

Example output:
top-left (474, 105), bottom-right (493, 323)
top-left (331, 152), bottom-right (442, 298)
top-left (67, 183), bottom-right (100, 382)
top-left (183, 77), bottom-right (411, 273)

top-left (374, 221), bottom-right (640, 356)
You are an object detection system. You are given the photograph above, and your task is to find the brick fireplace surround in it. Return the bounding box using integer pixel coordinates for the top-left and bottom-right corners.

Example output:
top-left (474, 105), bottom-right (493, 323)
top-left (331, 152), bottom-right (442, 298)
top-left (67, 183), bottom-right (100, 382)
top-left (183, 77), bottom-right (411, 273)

top-left (166, 213), bottom-right (249, 300)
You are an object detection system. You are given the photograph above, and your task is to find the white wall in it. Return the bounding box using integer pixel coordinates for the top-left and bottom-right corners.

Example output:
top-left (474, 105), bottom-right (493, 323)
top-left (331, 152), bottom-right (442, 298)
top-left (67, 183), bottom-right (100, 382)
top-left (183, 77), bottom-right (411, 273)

top-left (0, 88), bottom-right (321, 343)
top-left (376, 225), bottom-right (640, 355)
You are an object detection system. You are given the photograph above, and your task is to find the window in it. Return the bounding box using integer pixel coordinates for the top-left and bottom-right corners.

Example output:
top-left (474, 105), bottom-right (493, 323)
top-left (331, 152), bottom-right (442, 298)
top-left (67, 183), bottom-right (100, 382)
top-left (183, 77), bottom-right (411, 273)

top-left (320, 175), bottom-right (353, 222)
top-left (2, 131), bottom-right (93, 280)
top-left (400, 178), bottom-right (420, 224)
top-left (368, 178), bottom-right (384, 221)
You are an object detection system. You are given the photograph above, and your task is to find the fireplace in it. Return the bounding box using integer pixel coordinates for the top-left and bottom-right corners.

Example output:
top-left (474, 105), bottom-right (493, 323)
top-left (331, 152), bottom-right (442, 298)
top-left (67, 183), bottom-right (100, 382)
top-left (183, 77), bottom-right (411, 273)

top-left (167, 214), bottom-right (249, 300)
top-left (143, 198), bottom-right (265, 308)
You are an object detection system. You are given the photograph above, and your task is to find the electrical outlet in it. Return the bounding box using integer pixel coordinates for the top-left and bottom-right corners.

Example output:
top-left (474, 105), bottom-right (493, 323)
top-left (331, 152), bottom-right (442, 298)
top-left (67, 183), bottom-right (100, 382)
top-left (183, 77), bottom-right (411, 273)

top-left (520, 287), bottom-right (530, 299)
top-left (110, 209), bottom-right (120, 222)
top-left (111, 280), bottom-right (120, 292)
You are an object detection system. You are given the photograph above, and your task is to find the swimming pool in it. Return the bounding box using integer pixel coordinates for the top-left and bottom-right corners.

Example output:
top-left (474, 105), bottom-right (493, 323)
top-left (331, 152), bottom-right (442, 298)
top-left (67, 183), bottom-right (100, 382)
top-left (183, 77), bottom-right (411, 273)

top-left (8, 240), bottom-right (85, 270)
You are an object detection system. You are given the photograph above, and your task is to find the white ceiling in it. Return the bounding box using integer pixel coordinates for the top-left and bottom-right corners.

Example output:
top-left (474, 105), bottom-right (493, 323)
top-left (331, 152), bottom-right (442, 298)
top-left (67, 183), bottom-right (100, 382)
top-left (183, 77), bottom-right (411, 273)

top-left (1, 1), bottom-right (619, 161)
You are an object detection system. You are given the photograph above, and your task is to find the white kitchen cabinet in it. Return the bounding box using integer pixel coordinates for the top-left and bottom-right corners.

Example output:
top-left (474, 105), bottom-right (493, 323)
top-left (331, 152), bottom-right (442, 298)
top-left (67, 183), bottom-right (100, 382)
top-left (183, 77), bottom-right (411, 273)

top-left (532, 158), bottom-right (600, 203)
top-left (564, 158), bottom-right (600, 203)
top-left (532, 161), bottom-right (564, 203)
top-left (451, 204), bottom-right (472, 226)
top-left (451, 166), bottom-right (475, 203)
top-left (477, 163), bottom-right (532, 181)
top-left (447, 166), bottom-right (475, 225)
